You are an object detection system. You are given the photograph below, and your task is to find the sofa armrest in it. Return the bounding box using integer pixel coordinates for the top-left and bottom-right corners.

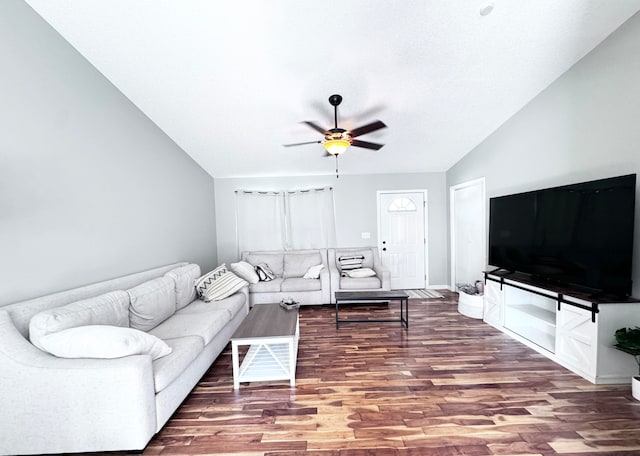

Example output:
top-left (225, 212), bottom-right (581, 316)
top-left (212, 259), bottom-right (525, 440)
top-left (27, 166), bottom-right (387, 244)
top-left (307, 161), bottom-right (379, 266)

top-left (327, 248), bottom-right (341, 302)
top-left (372, 263), bottom-right (391, 290)
top-left (0, 311), bottom-right (157, 454)
top-left (371, 248), bottom-right (391, 290)
top-left (318, 259), bottom-right (331, 304)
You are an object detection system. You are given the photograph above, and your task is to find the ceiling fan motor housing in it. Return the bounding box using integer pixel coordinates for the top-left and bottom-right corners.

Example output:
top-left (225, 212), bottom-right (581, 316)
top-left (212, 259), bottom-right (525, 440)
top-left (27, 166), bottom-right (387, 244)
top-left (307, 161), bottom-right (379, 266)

top-left (328, 94), bottom-right (343, 106)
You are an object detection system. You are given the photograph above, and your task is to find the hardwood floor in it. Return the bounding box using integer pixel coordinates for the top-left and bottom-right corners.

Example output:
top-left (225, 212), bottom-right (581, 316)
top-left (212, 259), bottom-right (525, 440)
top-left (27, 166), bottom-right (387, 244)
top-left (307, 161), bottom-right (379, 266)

top-left (142, 291), bottom-right (640, 455)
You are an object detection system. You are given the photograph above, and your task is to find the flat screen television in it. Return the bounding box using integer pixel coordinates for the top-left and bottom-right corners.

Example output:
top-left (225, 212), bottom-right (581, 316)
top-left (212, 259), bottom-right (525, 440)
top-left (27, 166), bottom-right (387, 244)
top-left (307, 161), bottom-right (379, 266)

top-left (489, 174), bottom-right (636, 297)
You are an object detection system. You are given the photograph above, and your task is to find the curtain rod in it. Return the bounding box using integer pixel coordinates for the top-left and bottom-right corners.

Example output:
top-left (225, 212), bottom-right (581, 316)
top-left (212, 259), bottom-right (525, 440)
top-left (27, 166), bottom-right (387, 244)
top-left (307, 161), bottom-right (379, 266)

top-left (235, 186), bottom-right (332, 194)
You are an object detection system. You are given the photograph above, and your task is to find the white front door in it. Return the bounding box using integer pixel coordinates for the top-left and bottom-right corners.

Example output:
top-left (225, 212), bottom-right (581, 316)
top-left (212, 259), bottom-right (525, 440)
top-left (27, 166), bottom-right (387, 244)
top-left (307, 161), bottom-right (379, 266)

top-left (378, 191), bottom-right (427, 290)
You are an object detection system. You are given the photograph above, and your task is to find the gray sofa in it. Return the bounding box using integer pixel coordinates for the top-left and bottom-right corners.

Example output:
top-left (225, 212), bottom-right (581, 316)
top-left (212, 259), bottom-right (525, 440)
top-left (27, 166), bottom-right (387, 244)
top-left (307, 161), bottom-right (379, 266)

top-left (328, 247), bottom-right (391, 303)
top-left (0, 262), bottom-right (249, 456)
top-left (241, 249), bottom-right (330, 305)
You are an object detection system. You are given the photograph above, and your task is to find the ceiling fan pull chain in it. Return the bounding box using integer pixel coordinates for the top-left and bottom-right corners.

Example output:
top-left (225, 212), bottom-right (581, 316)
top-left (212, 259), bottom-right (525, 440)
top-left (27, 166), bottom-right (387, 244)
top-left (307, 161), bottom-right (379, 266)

top-left (335, 155), bottom-right (339, 179)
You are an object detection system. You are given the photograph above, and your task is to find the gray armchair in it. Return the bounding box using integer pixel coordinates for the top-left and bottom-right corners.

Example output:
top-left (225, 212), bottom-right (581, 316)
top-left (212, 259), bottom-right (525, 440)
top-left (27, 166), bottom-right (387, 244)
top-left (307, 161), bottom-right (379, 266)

top-left (327, 247), bottom-right (391, 303)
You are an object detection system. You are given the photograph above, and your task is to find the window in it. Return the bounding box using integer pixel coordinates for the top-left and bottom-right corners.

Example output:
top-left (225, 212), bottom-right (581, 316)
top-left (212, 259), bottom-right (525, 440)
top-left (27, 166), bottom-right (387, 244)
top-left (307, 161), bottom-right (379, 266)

top-left (235, 187), bottom-right (336, 254)
top-left (388, 197), bottom-right (417, 212)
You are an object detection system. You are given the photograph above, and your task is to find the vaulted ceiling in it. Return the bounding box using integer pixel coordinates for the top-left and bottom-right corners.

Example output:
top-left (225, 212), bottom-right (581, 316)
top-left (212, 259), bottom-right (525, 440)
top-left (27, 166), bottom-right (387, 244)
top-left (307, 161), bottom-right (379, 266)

top-left (25, 1), bottom-right (640, 178)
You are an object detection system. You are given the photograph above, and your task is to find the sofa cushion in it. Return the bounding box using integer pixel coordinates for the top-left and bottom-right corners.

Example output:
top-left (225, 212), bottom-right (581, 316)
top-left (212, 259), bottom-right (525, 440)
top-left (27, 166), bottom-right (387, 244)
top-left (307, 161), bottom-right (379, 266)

top-left (281, 277), bottom-right (321, 292)
top-left (339, 276), bottom-right (382, 290)
top-left (149, 305), bottom-right (233, 345)
top-left (178, 292), bottom-right (246, 318)
top-left (165, 264), bottom-right (201, 310)
top-left (336, 249), bottom-right (374, 271)
top-left (152, 336), bottom-right (204, 392)
top-left (230, 261), bottom-right (259, 284)
top-left (245, 253), bottom-right (284, 277)
top-left (29, 290), bottom-right (130, 351)
top-left (37, 325), bottom-right (172, 360)
top-left (283, 252), bottom-right (322, 278)
top-left (345, 267), bottom-right (377, 278)
top-left (248, 278), bottom-right (283, 293)
top-left (128, 277), bottom-right (177, 332)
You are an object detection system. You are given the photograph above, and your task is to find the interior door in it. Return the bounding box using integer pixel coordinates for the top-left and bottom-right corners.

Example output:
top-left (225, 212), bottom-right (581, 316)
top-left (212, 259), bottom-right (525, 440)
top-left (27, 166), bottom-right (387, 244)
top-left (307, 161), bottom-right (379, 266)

top-left (450, 178), bottom-right (486, 289)
top-left (378, 191), bottom-right (426, 290)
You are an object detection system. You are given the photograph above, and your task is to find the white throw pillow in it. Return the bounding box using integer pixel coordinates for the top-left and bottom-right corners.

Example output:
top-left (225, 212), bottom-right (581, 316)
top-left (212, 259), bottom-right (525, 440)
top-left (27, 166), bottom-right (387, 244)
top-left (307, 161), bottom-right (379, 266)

top-left (38, 325), bottom-right (172, 360)
top-left (128, 277), bottom-right (177, 332)
top-left (195, 266), bottom-right (248, 302)
top-left (230, 261), bottom-right (259, 284)
top-left (346, 267), bottom-right (377, 278)
top-left (303, 264), bottom-right (324, 279)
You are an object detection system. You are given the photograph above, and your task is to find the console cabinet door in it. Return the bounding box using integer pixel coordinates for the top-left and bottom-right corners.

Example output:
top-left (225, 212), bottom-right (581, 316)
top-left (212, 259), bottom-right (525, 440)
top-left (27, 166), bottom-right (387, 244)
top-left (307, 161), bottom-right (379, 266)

top-left (483, 279), bottom-right (503, 328)
top-left (556, 303), bottom-right (597, 378)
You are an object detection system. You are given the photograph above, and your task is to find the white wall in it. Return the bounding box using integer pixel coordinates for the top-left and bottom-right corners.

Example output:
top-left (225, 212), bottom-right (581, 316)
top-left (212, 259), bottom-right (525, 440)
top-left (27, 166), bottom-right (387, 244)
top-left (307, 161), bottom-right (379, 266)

top-left (447, 12), bottom-right (640, 296)
top-left (214, 172), bottom-right (449, 286)
top-left (0, 1), bottom-right (217, 305)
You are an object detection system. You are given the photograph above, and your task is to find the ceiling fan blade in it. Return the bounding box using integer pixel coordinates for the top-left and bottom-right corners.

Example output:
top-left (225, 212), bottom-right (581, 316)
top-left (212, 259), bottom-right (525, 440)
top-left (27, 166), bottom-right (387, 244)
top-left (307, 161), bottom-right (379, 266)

top-left (302, 121), bottom-right (328, 134)
top-left (283, 140), bottom-right (322, 147)
top-left (351, 139), bottom-right (384, 150)
top-left (349, 120), bottom-right (387, 138)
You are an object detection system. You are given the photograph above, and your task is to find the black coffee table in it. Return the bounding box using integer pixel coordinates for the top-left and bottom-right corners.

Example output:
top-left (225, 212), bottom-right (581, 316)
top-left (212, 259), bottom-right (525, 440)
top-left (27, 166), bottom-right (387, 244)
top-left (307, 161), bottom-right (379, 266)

top-left (334, 290), bottom-right (409, 329)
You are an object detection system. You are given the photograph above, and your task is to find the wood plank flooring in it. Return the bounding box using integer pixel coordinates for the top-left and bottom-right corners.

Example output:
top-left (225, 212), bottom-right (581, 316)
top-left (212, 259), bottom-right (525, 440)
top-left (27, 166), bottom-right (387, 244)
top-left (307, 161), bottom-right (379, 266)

top-left (142, 291), bottom-right (640, 455)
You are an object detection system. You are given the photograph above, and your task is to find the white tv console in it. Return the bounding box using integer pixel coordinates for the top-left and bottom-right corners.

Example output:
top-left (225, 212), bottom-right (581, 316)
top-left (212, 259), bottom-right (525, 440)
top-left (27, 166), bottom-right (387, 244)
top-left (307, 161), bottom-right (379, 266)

top-left (484, 270), bottom-right (640, 384)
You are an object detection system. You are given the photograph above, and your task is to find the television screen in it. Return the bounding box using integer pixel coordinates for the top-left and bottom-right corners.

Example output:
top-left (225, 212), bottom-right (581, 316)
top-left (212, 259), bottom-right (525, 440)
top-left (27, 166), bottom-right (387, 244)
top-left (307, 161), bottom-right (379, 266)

top-left (489, 174), bottom-right (636, 296)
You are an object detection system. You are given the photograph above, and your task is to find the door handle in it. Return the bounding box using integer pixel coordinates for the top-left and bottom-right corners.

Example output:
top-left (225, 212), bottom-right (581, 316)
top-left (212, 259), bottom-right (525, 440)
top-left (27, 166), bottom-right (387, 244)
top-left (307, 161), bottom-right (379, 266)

top-left (382, 247), bottom-right (387, 251)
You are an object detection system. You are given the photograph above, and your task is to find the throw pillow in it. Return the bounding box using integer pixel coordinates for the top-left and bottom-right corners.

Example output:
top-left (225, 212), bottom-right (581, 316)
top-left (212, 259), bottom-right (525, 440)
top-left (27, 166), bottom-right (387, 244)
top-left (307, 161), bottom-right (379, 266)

top-left (128, 276), bottom-right (177, 332)
top-left (338, 255), bottom-right (364, 276)
top-left (194, 264), bottom-right (227, 298)
top-left (230, 261), bottom-right (260, 284)
top-left (345, 267), bottom-right (377, 278)
top-left (195, 266), bottom-right (248, 302)
top-left (303, 264), bottom-right (324, 279)
top-left (255, 263), bottom-right (276, 282)
top-left (37, 325), bottom-right (172, 360)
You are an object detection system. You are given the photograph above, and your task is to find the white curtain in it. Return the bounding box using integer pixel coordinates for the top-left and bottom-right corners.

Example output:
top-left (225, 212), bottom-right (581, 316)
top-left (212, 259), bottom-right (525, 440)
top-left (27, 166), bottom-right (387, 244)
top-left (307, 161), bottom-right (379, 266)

top-left (285, 187), bottom-right (336, 250)
top-left (235, 191), bottom-right (285, 255)
top-left (235, 187), bottom-right (336, 254)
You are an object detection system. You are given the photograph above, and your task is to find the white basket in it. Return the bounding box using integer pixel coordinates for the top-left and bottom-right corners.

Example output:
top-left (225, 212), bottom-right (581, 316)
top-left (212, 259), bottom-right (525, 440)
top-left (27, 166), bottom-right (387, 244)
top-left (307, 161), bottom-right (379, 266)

top-left (458, 291), bottom-right (484, 319)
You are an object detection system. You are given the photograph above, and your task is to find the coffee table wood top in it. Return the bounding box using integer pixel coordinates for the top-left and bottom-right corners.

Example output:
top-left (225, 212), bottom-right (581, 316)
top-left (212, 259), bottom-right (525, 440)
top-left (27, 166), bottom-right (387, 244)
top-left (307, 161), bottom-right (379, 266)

top-left (335, 290), bottom-right (409, 300)
top-left (231, 303), bottom-right (298, 340)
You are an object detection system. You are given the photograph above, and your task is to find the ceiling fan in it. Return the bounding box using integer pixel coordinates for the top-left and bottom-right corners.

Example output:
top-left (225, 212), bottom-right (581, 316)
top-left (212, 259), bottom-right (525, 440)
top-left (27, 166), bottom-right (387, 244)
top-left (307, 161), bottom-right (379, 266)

top-left (284, 94), bottom-right (387, 177)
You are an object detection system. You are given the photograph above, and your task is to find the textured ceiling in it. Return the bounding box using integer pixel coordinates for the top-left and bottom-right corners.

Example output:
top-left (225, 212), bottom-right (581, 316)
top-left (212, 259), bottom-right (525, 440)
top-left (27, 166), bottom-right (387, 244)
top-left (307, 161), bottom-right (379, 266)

top-left (25, 0), bottom-right (640, 178)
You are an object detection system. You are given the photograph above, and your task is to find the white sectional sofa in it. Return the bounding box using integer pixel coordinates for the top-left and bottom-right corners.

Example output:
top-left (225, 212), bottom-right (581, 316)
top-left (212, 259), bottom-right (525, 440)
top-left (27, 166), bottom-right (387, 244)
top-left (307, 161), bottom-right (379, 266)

top-left (0, 262), bottom-right (249, 456)
top-left (240, 249), bottom-right (331, 306)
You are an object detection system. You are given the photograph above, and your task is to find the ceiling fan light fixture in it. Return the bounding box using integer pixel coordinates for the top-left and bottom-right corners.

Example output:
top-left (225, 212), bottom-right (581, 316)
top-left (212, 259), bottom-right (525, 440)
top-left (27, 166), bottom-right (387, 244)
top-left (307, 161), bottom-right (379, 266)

top-left (323, 139), bottom-right (350, 155)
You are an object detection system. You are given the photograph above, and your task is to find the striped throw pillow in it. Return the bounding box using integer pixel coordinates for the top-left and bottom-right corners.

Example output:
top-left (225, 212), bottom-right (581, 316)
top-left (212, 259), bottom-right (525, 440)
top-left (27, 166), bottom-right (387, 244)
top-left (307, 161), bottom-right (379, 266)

top-left (338, 255), bottom-right (364, 276)
top-left (195, 265), bottom-right (248, 302)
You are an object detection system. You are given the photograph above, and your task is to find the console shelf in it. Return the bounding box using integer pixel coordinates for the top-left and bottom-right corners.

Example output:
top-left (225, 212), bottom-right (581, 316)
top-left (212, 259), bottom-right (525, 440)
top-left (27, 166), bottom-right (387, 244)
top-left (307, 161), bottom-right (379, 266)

top-left (483, 270), bottom-right (640, 384)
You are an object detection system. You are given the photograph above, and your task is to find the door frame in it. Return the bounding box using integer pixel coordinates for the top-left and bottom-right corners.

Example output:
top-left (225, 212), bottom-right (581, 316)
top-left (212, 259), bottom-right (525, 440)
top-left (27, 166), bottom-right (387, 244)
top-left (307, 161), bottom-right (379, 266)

top-left (376, 189), bottom-right (429, 289)
top-left (449, 177), bottom-right (486, 291)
